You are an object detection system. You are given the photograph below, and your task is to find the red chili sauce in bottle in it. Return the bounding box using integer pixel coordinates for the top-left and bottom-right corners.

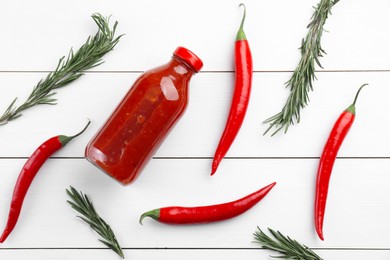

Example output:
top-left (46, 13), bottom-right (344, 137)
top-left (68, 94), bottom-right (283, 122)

top-left (85, 47), bottom-right (203, 185)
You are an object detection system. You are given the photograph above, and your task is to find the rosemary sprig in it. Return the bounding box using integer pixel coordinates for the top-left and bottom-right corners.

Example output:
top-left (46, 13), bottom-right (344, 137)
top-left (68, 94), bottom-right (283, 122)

top-left (66, 186), bottom-right (125, 259)
top-left (264, 0), bottom-right (339, 136)
top-left (254, 227), bottom-right (323, 260)
top-left (0, 13), bottom-right (122, 125)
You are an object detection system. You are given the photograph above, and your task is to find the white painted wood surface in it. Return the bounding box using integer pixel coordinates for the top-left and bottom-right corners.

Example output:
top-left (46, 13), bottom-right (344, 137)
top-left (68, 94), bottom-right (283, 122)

top-left (0, 0), bottom-right (389, 259)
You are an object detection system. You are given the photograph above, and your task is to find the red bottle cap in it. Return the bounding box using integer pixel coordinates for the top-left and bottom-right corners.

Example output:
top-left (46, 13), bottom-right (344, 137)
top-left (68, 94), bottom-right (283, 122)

top-left (173, 47), bottom-right (203, 72)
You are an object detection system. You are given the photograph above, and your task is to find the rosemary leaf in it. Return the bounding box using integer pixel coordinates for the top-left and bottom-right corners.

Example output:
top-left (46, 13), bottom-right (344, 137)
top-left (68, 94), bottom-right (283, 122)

top-left (264, 0), bottom-right (339, 136)
top-left (254, 227), bottom-right (323, 260)
top-left (0, 13), bottom-right (123, 125)
top-left (66, 186), bottom-right (125, 259)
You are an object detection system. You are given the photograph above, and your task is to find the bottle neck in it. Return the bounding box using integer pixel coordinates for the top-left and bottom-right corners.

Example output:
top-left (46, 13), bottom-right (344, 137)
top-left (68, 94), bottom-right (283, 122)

top-left (170, 56), bottom-right (197, 78)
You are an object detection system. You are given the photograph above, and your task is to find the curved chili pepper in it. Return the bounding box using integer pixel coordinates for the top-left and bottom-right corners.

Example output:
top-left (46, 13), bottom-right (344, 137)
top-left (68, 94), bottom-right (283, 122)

top-left (139, 182), bottom-right (275, 225)
top-left (315, 84), bottom-right (367, 241)
top-left (0, 120), bottom-right (90, 243)
top-left (211, 3), bottom-right (253, 175)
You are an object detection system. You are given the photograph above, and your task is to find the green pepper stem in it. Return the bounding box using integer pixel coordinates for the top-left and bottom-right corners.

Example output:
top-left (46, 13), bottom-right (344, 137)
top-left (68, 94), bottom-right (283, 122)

top-left (345, 83), bottom-right (368, 114)
top-left (236, 3), bottom-right (247, 41)
top-left (139, 209), bottom-right (160, 225)
top-left (352, 83), bottom-right (368, 106)
top-left (59, 119), bottom-right (91, 146)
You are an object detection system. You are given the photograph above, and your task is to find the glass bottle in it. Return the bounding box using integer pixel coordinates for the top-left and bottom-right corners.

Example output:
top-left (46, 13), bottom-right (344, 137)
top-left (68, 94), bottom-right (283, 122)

top-left (85, 47), bottom-right (203, 185)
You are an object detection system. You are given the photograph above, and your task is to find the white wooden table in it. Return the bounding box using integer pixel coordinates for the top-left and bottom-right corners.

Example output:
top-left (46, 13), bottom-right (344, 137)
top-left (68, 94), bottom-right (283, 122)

top-left (0, 0), bottom-right (389, 259)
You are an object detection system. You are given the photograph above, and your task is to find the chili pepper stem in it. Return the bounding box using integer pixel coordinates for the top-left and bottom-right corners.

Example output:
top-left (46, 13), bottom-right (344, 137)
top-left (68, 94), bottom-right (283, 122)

top-left (345, 83), bottom-right (368, 114)
top-left (59, 119), bottom-right (91, 146)
top-left (139, 209), bottom-right (160, 225)
top-left (236, 3), bottom-right (247, 41)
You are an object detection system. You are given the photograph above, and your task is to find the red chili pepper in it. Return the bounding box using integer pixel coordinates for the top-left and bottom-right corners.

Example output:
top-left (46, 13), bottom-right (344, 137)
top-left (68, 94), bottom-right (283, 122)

top-left (0, 120), bottom-right (90, 243)
top-left (211, 3), bottom-right (253, 176)
top-left (139, 182), bottom-right (275, 225)
top-left (315, 84), bottom-right (367, 241)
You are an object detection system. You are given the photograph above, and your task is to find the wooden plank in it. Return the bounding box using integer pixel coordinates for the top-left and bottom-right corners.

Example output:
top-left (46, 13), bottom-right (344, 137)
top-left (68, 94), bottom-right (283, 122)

top-left (0, 158), bottom-right (389, 248)
top-left (0, 0), bottom-right (388, 71)
top-left (0, 71), bottom-right (386, 157)
top-left (0, 248), bottom-right (389, 260)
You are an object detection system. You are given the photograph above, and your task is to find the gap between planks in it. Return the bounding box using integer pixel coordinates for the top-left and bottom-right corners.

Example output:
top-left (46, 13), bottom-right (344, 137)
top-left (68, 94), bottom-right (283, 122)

top-left (0, 156), bottom-right (390, 160)
top-left (1, 247), bottom-right (390, 250)
top-left (0, 70), bottom-right (390, 74)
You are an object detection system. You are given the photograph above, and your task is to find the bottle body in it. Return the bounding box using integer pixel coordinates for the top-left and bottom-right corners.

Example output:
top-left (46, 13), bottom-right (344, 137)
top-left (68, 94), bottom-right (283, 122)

top-left (85, 48), bottom-right (202, 185)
